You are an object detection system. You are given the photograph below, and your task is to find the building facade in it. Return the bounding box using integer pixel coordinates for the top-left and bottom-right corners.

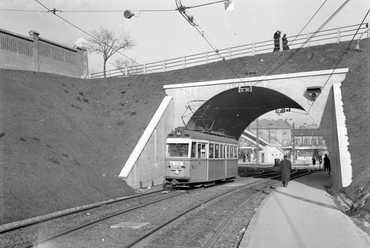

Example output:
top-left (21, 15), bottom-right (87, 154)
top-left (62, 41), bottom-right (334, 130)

top-left (292, 128), bottom-right (328, 163)
top-left (0, 28), bottom-right (88, 78)
top-left (241, 119), bottom-right (328, 164)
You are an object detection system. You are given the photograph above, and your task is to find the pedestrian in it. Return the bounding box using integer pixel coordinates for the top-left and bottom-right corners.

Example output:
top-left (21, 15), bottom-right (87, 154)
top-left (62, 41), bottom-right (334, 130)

top-left (273, 30), bottom-right (281, 51)
top-left (324, 154), bottom-right (331, 175)
top-left (318, 155), bottom-right (322, 169)
top-left (279, 155), bottom-right (292, 187)
top-left (282, 34), bottom-right (289, 50)
top-left (312, 156), bottom-right (316, 165)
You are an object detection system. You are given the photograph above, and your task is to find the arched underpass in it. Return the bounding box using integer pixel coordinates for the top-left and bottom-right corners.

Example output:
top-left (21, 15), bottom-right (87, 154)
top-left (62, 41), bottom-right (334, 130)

top-left (121, 68), bottom-right (350, 192)
top-left (187, 86), bottom-right (304, 140)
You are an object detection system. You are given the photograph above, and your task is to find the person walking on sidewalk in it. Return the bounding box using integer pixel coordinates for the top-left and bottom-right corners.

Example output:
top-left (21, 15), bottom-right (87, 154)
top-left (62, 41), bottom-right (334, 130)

top-left (279, 155), bottom-right (292, 187)
top-left (324, 154), bottom-right (331, 175)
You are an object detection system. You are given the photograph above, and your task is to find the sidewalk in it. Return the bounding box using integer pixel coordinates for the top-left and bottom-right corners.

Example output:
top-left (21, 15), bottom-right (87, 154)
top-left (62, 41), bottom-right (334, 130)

top-left (239, 172), bottom-right (370, 248)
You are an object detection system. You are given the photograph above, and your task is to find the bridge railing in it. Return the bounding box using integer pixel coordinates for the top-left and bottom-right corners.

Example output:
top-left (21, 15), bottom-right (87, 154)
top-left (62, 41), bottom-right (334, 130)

top-left (90, 23), bottom-right (369, 78)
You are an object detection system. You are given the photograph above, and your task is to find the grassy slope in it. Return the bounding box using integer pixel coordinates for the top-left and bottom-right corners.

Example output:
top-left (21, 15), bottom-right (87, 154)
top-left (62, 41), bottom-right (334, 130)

top-left (0, 38), bottom-right (369, 225)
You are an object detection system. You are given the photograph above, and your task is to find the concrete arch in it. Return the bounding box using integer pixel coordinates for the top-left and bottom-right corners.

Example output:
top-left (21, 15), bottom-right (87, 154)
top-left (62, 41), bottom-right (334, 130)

top-left (164, 68), bottom-right (351, 191)
top-left (188, 87), bottom-right (304, 139)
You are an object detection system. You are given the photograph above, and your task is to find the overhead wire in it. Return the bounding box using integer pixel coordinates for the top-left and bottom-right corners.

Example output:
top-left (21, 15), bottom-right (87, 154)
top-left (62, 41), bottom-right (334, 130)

top-left (173, 0), bottom-right (250, 103)
top-left (251, 0), bottom-right (328, 83)
top-left (0, 8), bottom-right (47, 13)
top-left (174, 0), bottom-right (254, 84)
top-left (268, 0), bottom-right (350, 75)
top-left (33, 0), bottom-right (150, 74)
top-left (251, 0), bottom-right (349, 87)
top-left (243, 0), bottom-right (352, 118)
top-left (306, 7), bottom-right (370, 114)
top-left (172, 0), bottom-right (272, 113)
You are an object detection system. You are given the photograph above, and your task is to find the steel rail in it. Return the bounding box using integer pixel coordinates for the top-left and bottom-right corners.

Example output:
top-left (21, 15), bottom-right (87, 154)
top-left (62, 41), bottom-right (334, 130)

top-left (23, 191), bottom-right (185, 248)
top-left (0, 189), bottom-right (167, 234)
top-left (204, 168), bottom-right (312, 247)
top-left (203, 189), bottom-right (270, 248)
top-left (123, 178), bottom-right (279, 248)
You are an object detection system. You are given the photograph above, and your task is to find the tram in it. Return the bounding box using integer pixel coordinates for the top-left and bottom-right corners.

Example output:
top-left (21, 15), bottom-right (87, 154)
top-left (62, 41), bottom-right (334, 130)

top-left (164, 127), bottom-right (239, 188)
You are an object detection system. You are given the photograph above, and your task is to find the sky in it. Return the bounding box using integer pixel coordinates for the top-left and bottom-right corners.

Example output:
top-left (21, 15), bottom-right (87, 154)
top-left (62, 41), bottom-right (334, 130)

top-left (1, 0), bottom-right (369, 124)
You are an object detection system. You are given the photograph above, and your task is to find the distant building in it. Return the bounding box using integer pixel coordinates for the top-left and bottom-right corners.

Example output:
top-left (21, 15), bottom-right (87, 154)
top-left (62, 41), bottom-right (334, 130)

top-left (239, 119), bottom-right (327, 164)
top-left (240, 119), bottom-right (291, 164)
top-left (291, 128), bottom-right (328, 162)
top-left (0, 28), bottom-right (88, 78)
top-left (248, 119), bottom-right (292, 147)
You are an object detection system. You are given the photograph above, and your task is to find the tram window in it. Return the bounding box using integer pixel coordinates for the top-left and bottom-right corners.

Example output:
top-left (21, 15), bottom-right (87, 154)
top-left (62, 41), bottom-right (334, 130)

top-left (167, 143), bottom-right (189, 157)
top-left (234, 146), bottom-right (238, 158)
top-left (191, 142), bottom-right (197, 158)
top-left (215, 144), bottom-right (219, 158)
top-left (220, 144), bottom-right (223, 158)
top-left (197, 143), bottom-right (206, 158)
top-left (209, 143), bottom-right (214, 158)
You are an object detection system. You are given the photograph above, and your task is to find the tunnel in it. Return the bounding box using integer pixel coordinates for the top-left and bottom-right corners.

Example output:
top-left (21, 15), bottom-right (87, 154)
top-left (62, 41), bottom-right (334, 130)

top-left (188, 86), bottom-right (304, 139)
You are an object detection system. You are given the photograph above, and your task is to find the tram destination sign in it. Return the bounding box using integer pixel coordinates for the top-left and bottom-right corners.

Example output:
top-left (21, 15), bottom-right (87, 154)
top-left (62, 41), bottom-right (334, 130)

top-left (238, 86), bottom-right (252, 93)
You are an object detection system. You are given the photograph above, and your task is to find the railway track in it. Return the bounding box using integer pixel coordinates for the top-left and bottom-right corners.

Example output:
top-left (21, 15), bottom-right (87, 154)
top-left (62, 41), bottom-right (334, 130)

top-left (0, 169), bottom-right (313, 248)
top-left (124, 169), bottom-right (312, 248)
top-left (0, 189), bottom-right (169, 235)
top-left (125, 169), bottom-right (313, 248)
top-left (0, 189), bottom-right (185, 248)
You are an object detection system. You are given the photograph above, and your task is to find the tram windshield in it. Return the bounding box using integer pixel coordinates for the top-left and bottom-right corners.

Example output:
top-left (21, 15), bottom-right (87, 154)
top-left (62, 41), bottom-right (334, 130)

top-left (167, 143), bottom-right (189, 157)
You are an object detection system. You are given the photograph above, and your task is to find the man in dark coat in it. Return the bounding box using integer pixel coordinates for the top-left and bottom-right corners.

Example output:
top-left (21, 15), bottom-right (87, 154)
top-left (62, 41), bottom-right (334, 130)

top-left (279, 155), bottom-right (292, 187)
top-left (273, 30), bottom-right (281, 51)
top-left (282, 34), bottom-right (289, 50)
top-left (324, 154), bottom-right (331, 175)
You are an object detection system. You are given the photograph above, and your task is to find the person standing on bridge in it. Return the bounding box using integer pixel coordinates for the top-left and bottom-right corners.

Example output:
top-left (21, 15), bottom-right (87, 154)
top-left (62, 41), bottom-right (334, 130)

top-left (279, 155), bottom-right (292, 187)
top-left (273, 30), bottom-right (281, 51)
top-left (282, 34), bottom-right (289, 50)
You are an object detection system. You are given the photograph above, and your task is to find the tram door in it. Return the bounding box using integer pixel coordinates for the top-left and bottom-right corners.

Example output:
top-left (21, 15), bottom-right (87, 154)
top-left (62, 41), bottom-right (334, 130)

top-left (190, 142), bottom-right (208, 182)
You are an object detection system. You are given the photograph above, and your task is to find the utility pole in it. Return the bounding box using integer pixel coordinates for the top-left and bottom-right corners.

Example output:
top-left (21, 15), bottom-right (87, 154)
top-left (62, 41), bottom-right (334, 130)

top-left (268, 119), bottom-right (271, 144)
top-left (256, 118), bottom-right (260, 164)
top-left (292, 122), bottom-right (295, 162)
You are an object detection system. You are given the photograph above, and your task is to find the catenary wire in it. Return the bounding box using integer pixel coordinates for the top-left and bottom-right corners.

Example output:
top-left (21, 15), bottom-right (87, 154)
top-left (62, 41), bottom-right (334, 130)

top-left (33, 0), bottom-right (148, 73)
top-left (251, 0), bottom-right (350, 87)
top-left (306, 8), bottom-right (370, 114)
top-left (251, 0), bottom-right (329, 82)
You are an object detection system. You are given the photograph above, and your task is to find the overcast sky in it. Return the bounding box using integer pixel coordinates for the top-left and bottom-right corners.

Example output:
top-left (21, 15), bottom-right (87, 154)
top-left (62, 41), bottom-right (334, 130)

top-left (1, 0), bottom-right (369, 124)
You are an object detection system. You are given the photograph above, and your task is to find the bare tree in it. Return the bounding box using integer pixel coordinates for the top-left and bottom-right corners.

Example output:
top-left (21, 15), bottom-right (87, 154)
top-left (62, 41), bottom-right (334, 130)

top-left (89, 26), bottom-right (135, 78)
top-left (112, 58), bottom-right (142, 76)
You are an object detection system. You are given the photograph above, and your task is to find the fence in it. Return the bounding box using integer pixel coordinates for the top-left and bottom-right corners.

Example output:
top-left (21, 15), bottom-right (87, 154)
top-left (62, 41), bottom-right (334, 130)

top-left (90, 23), bottom-right (369, 79)
top-left (0, 28), bottom-right (89, 78)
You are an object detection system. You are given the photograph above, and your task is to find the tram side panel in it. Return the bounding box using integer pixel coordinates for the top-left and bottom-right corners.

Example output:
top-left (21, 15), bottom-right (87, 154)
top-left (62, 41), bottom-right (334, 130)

top-left (208, 160), bottom-right (224, 181)
top-left (227, 159), bottom-right (238, 177)
top-left (190, 159), bottom-right (208, 182)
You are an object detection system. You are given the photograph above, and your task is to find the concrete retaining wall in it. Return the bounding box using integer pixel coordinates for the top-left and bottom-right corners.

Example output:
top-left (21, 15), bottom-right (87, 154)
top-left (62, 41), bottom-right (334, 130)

top-left (121, 96), bottom-right (174, 189)
top-left (0, 28), bottom-right (88, 78)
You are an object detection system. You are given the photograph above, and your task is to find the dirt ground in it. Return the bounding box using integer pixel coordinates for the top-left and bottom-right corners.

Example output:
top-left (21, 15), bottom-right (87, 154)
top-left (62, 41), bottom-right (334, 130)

top-left (0, 38), bottom-right (369, 225)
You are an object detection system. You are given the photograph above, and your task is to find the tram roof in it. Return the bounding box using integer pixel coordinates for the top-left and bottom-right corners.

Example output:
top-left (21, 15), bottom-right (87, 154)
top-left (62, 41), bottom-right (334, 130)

top-left (167, 127), bottom-right (238, 144)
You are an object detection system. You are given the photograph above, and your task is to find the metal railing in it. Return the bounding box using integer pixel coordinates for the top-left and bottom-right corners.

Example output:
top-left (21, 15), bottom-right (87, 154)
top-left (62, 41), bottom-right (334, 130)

top-left (90, 23), bottom-right (369, 79)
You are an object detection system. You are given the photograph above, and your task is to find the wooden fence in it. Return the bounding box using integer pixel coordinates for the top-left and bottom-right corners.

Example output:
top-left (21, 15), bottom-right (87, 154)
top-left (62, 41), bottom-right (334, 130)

top-left (90, 23), bottom-right (369, 78)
